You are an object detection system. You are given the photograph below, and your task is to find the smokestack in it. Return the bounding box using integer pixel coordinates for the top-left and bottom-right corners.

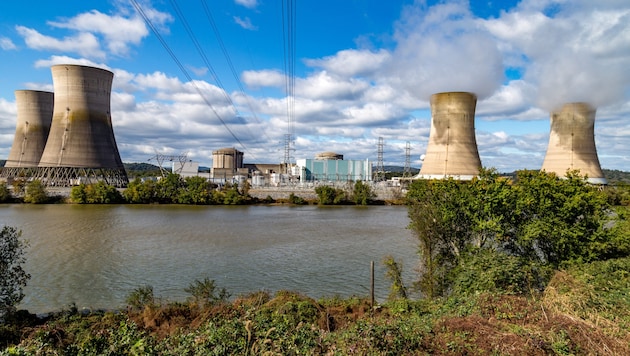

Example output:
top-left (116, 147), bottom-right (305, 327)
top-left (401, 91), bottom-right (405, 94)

top-left (5, 90), bottom-right (54, 168)
top-left (541, 102), bottom-right (607, 184)
top-left (37, 64), bottom-right (128, 187)
top-left (417, 92), bottom-right (482, 179)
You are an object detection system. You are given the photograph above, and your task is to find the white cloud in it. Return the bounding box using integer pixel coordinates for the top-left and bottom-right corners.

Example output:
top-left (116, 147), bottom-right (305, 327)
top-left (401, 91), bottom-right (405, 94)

top-left (48, 10), bottom-right (151, 56)
top-left (305, 49), bottom-right (391, 77)
top-left (16, 26), bottom-right (105, 59)
top-left (385, 2), bottom-right (504, 100)
top-left (0, 37), bottom-right (16, 50)
top-left (235, 0), bottom-right (258, 9)
top-left (233, 16), bottom-right (257, 31)
top-left (242, 70), bottom-right (285, 88)
top-left (484, 0), bottom-right (630, 109)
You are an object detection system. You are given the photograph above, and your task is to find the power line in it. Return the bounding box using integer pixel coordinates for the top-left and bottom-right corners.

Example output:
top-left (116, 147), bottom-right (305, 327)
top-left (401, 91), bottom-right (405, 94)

top-left (130, 0), bottom-right (250, 158)
top-left (199, 0), bottom-right (271, 145)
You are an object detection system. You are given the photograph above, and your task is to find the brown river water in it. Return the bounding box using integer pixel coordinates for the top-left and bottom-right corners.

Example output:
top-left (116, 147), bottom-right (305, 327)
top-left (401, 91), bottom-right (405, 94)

top-left (0, 204), bottom-right (418, 314)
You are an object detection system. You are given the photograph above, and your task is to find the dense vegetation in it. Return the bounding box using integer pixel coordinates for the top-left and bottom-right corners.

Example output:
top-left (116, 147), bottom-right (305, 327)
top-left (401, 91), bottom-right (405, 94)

top-left (1, 168), bottom-right (629, 354)
top-left (407, 169), bottom-right (629, 299)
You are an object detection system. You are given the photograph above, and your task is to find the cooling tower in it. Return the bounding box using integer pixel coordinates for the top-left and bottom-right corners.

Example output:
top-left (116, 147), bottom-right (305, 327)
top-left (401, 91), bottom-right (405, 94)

top-left (541, 102), bottom-right (607, 184)
top-left (4, 90), bottom-right (54, 168)
top-left (36, 64), bottom-right (128, 187)
top-left (417, 92), bottom-right (481, 180)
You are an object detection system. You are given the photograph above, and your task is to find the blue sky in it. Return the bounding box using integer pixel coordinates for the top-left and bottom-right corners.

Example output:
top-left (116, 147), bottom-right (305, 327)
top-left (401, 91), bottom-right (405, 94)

top-left (0, 0), bottom-right (629, 172)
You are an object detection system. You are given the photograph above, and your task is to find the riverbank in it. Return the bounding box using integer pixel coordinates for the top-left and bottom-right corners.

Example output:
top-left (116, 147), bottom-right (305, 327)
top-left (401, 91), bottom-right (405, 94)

top-left (3, 257), bottom-right (630, 354)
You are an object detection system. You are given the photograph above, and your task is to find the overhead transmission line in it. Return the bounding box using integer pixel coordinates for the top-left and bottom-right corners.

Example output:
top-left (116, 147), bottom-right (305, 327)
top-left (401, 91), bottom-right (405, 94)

top-left (199, 0), bottom-right (272, 145)
top-left (281, 0), bottom-right (296, 169)
top-left (130, 0), bottom-right (250, 157)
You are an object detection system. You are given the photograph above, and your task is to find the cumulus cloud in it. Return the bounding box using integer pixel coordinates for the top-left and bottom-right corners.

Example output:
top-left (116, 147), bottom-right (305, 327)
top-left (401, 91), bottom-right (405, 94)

top-left (485, 0), bottom-right (630, 110)
top-left (16, 26), bottom-right (105, 59)
top-left (304, 49), bottom-right (391, 77)
top-left (385, 1), bottom-right (504, 100)
top-left (48, 10), bottom-right (151, 56)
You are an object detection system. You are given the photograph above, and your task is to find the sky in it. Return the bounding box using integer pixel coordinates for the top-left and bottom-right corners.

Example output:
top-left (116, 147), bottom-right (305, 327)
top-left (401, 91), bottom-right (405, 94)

top-left (0, 0), bottom-right (629, 172)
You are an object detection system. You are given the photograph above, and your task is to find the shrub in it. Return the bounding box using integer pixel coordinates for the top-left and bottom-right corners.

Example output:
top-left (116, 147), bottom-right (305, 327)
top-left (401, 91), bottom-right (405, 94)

top-left (314, 186), bottom-right (346, 205)
top-left (126, 285), bottom-right (155, 310)
top-left (0, 226), bottom-right (30, 321)
top-left (184, 278), bottom-right (230, 307)
top-left (352, 181), bottom-right (375, 205)
top-left (23, 180), bottom-right (48, 204)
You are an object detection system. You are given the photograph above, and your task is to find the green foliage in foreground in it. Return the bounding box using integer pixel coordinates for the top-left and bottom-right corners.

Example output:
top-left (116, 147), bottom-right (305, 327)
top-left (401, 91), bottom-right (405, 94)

top-left (3, 258), bottom-right (630, 354)
top-left (407, 169), bottom-right (630, 299)
top-left (0, 227), bottom-right (30, 322)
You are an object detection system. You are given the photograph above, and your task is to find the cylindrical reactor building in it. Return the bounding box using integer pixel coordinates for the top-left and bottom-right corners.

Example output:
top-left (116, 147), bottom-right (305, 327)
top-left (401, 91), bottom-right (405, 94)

top-left (37, 64), bottom-right (127, 186)
top-left (418, 92), bottom-right (482, 179)
top-left (212, 147), bottom-right (244, 169)
top-left (5, 90), bottom-right (54, 168)
top-left (541, 102), bottom-right (607, 184)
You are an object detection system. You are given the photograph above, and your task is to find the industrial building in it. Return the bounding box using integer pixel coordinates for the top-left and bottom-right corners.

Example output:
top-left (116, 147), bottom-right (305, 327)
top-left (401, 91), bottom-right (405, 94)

top-left (541, 102), bottom-right (607, 184)
top-left (296, 152), bottom-right (372, 183)
top-left (416, 91), bottom-right (482, 180)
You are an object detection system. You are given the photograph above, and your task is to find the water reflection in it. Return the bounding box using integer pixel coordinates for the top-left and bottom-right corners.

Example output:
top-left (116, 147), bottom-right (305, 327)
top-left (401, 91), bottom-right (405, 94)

top-left (0, 204), bottom-right (417, 313)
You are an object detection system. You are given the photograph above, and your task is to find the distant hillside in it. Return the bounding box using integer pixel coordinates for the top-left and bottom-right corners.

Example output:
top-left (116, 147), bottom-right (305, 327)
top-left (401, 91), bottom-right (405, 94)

top-left (603, 169), bottom-right (630, 184)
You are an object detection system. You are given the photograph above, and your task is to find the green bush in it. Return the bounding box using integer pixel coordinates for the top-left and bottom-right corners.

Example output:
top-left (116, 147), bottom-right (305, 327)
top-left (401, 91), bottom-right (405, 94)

top-left (184, 278), bottom-right (230, 306)
top-left (126, 285), bottom-right (155, 310)
top-left (352, 181), bottom-right (375, 205)
top-left (314, 185), bottom-right (346, 205)
top-left (0, 226), bottom-right (30, 321)
top-left (23, 180), bottom-right (48, 204)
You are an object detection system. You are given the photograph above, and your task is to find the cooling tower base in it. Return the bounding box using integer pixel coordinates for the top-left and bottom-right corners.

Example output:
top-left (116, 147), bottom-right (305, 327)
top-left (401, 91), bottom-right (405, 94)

top-left (34, 167), bottom-right (129, 187)
top-left (413, 173), bottom-right (477, 181)
top-left (0, 167), bottom-right (39, 180)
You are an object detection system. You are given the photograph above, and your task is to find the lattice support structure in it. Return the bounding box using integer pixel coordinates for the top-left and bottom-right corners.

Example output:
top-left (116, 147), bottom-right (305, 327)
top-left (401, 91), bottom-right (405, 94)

top-left (403, 141), bottom-right (411, 178)
top-left (33, 167), bottom-right (128, 187)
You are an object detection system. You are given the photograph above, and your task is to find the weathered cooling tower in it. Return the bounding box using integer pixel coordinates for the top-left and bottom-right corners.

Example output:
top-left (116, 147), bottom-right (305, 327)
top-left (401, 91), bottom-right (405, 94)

top-left (417, 92), bottom-right (481, 179)
top-left (541, 102), bottom-right (607, 184)
top-left (3, 90), bottom-right (53, 172)
top-left (36, 64), bottom-right (128, 187)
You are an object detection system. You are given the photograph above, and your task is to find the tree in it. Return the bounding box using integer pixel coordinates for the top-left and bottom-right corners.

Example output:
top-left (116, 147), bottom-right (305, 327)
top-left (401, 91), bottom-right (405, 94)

top-left (0, 183), bottom-right (12, 203)
top-left (123, 178), bottom-right (157, 204)
top-left (155, 173), bottom-right (183, 204)
top-left (177, 176), bottom-right (213, 204)
top-left (23, 180), bottom-right (48, 204)
top-left (352, 181), bottom-right (375, 205)
top-left (315, 185), bottom-right (346, 205)
top-left (0, 226), bottom-right (30, 321)
top-left (406, 169), bottom-right (628, 298)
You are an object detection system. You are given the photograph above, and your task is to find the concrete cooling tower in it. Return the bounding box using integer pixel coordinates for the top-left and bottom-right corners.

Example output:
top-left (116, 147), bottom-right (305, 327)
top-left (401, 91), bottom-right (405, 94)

top-left (2, 90), bottom-right (53, 176)
top-left (417, 92), bottom-right (482, 180)
top-left (541, 102), bottom-right (607, 184)
top-left (36, 64), bottom-right (128, 187)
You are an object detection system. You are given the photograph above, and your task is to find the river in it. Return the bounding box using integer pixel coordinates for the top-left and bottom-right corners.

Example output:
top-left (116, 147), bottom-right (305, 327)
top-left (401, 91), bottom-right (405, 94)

top-left (0, 204), bottom-right (418, 314)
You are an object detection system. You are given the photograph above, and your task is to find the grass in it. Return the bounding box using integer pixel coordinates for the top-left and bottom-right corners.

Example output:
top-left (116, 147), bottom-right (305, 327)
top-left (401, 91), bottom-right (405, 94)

top-left (2, 258), bottom-right (630, 355)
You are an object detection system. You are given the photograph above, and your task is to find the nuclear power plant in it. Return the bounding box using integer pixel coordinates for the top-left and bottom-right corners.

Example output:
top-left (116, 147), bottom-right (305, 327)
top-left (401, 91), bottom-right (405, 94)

top-left (1, 90), bottom-right (54, 179)
top-left (417, 92), bottom-right (482, 180)
top-left (541, 102), bottom-right (607, 184)
top-left (2, 64), bottom-right (128, 187)
top-left (0, 67), bottom-right (613, 189)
